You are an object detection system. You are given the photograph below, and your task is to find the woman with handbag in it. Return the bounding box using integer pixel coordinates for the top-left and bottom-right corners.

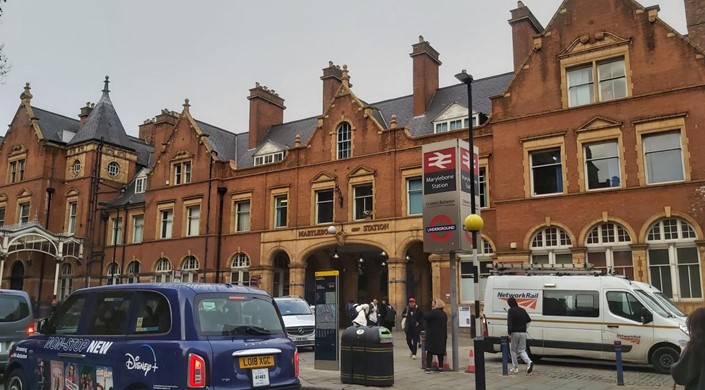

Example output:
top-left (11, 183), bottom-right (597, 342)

top-left (671, 307), bottom-right (705, 390)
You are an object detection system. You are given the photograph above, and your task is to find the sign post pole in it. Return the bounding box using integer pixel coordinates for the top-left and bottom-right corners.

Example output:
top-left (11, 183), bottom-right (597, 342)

top-left (449, 250), bottom-right (459, 371)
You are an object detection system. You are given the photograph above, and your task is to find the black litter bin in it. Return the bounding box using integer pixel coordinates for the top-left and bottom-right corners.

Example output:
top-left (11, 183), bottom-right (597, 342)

top-left (340, 326), bottom-right (394, 386)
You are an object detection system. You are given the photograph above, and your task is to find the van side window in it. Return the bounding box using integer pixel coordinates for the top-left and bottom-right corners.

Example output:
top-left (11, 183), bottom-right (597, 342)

top-left (132, 292), bottom-right (171, 334)
top-left (606, 291), bottom-right (647, 322)
top-left (0, 295), bottom-right (30, 322)
top-left (86, 293), bottom-right (132, 335)
top-left (543, 290), bottom-right (599, 317)
top-left (47, 296), bottom-right (86, 335)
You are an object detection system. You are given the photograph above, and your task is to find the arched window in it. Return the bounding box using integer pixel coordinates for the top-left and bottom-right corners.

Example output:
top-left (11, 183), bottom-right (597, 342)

top-left (107, 263), bottom-right (121, 285)
top-left (460, 237), bottom-right (495, 303)
top-left (59, 263), bottom-right (73, 300)
top-left (646, 218), bottom-right (701, 300)
top-left (336, 122), bottom-right (351, 160)
top-left (72, 159), bottom-right (81, 176)
top-left (530, 226), bottom-right (573, 265)
top-left (127, 260), bottom-right (140, 284)
top-left (231, 253), bottom-right (250, 286)
top-left (182, 255), bottom-right (200, 283)
top-left (154, 257), bottom-right (172, 283)
top-left (586, 222), bottom-right (633, 278)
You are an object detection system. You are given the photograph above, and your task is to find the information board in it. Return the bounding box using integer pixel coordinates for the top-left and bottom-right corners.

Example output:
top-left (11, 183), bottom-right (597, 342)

top-left (314, 270), bottom-right (339, 371)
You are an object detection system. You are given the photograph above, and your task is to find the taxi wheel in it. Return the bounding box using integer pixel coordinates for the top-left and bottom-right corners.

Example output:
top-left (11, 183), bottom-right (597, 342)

top-left (6, 369), bottom-right (27, 390)
top-left (651, 346), bottom-right (679, 374)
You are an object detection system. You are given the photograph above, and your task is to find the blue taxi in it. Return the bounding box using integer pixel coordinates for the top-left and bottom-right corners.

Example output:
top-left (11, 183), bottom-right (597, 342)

top-left (4, 283), bottom-right (301, 390)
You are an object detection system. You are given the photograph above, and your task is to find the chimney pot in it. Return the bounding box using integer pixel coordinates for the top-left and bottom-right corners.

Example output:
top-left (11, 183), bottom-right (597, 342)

top-left (508, 2), bottom-right (544, 72)
top-left (410, 38), bottom-right (441, 116)
top-left (248, 83), bottom-right (286, 149)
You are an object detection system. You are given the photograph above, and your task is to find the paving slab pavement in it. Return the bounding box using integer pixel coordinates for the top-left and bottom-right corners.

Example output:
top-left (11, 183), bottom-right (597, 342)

top-left (298, 329), bottom-right (674, 390)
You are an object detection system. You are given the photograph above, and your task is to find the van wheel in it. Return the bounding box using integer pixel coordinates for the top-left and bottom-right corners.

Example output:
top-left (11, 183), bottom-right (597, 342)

top-left (6, 369), bottom-right (27, 390)
top-left (651, 347), bottom-right (679, 374)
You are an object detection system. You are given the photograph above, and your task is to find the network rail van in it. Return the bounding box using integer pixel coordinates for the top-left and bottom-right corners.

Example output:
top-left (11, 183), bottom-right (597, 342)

top-left (483, 266), bottom-right (689, 373)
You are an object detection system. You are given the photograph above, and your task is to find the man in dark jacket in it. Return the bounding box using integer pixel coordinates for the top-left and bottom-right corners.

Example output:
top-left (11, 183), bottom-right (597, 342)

top-left (402, 297), bottom-right (423, 359)
top-left (507, 296), bottom-right (533, 374)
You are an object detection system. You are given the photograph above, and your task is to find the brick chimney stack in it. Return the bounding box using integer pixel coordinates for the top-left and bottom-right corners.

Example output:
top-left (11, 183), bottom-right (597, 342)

top-left (410, 36), bottom-right (441, 117)
top-left (248, 83), bottom-right (285, 149)
top-left (78, 102), bottom-right (95, 127)
top-left (685, 0), bottom-right (705, 50)
top-left (508, 1), bottom-right (543, 72)
top-left (321, 62), bottom-right (343, 114)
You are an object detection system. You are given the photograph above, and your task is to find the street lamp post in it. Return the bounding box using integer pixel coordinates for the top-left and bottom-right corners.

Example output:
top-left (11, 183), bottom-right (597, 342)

top-left (455, 70), bottom-right (483, 338)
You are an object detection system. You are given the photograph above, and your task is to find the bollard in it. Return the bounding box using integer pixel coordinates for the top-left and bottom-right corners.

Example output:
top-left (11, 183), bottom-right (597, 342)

top-left (500, 336), bottom-right (509, 376)
top-left (614, 340), bottom-right (624, 386)
top-left (420, 331), bottom-right (426, 369)
top-left (474, 337), bottom-right (486, 390)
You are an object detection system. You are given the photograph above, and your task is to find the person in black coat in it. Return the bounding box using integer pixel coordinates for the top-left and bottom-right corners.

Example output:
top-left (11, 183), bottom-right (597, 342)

top-left (671, 307), bottom-right (705, 390)
top-left (378, 297), bottom-right (395, 330)
top-left (423, 298), bottom-right (448, 372)
top-left (402, 297), bottom-right (423, 359)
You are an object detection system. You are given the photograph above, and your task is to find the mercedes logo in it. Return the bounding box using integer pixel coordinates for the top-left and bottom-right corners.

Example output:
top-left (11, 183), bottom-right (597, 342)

top-left (297, 327), bottom-right (305, 335)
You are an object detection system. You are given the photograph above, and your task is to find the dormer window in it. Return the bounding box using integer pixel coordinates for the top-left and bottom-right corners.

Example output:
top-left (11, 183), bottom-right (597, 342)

top-left (432, 103), bottom-right (479, 134)
top-left (135, 177), bottom-right (146, 193)
top-left (254, 152), bottom-right (284, 166)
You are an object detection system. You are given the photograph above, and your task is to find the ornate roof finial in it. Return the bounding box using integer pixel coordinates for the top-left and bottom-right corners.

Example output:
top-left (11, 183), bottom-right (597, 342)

top-left (20, 82), bottom-right (33, 103)
top-left (328, 61), bottom-right (334, 67)
top-left (342, 64), bottom-right (350, 87)
top-left (419, 35), bottom-right (424, 43)
top-left (294, 134), bottom-right (301, 148)
top-left (183, 98), bottom-right (191, 113)
top-left (391, 114), bottom-right (397, 128)
top-left (102, 76), bottom-right (110, 93)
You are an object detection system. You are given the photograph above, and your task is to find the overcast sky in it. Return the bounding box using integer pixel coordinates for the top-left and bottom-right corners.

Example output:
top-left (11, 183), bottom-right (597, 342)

top-left (0, 1), bottom-right (687, 138)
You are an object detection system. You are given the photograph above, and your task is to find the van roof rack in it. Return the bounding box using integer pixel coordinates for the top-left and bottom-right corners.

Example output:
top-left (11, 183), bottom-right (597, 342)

top-left (491, 263), bottom-right (605, 276)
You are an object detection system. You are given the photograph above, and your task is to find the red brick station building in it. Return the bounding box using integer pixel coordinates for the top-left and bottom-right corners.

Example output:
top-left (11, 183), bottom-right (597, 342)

top-left (1, 0), bottom-right (704, 320)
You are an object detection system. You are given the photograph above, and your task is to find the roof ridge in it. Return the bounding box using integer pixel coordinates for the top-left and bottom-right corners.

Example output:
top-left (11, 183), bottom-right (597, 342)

top-left (30, 106), bottom-right (80, 124)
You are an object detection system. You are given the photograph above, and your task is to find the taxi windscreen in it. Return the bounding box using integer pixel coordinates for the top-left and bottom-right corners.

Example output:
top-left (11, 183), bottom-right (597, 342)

top-left (195, 294), bottom-right (285, 336)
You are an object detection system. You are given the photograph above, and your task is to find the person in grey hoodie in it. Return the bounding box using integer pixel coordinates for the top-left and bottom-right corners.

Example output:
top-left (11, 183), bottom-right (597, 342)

top-left (671, 307), bottom-right (705, 390)
top-left (507, 296), bottom-right (534, 374)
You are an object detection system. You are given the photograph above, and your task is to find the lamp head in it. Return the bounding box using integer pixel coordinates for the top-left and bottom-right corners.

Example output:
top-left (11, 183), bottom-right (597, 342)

top-left (464, 214), bottom-right (484, 232)
top-left (455, 69), bottom-right (473, 84)
top-left (327, 225), bottom-right (337, 235)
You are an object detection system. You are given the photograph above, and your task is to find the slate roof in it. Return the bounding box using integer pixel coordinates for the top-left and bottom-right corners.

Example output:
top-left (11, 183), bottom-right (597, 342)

top-left (194, 120), bottom-right (240, 162)
top-left (31, 107), bottom-right (81, 143)
top-left (128, 136), bottom-right (153, 168)
top-left (68, 78), bottom-right (133, 150)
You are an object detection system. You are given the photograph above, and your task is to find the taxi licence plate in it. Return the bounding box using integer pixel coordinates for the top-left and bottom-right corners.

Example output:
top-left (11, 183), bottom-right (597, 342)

top-left (239, 355), bottom-right (275, 369)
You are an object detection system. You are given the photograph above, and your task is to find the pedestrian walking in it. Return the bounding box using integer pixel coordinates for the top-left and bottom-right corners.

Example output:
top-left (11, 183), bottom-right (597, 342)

top-left (368, 298), bottom-right (379, 326)
top-left (379, 297), bottom-right (396, 330)
top-left (671, 306), bottom-right (705, 390)
top-left (402, 297), bottom-right (423, 359)
top-left (507, 296), bottom-right (533, 374)
top-left (423, 298), bottom-right (448, 373)
top-left (352, 303), bottom-right (369, 327)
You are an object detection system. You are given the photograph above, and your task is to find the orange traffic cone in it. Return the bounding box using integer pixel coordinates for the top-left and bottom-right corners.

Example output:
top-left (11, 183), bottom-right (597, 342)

top-left (431, 354), bottom-right (451, 370)
top-left (465, 345), bottom-right (476, 373)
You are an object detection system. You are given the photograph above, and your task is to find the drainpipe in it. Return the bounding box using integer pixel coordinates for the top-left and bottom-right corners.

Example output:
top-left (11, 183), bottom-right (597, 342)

top-left (203, 151), bottom-right (217, 281)
top-left (38, 187), bottom-right (55, 311)
top-left (119, 203), bottom-right (130, 283)
top-left (216, 186), bottom-right (227, 283)
top-left (98, 210), bottom-right (109, 285)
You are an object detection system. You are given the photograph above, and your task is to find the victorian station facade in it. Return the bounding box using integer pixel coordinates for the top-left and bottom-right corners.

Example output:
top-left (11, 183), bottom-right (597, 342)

top-left (1, 0), bottom-right (704, 320)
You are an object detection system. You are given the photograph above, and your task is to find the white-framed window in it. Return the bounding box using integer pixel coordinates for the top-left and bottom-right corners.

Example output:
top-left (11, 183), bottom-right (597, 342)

top-left (479, 167), bottom-right (488, 208)
top-left (154, 258), bottom-right (172, 283)
top-left (132, 214), bottom-right (144, 243)
top-left (235, 200), bottom-right (251, 232)
top-left (254, 152), bottom-right (284, 166)
top-left (531, 226), bottom-right (573, 265)
top-left (407, 178), bottom-right (422, 215)
top-left (231, 253), bottom-right (250, 286)
top-left (107, 262), bottom-right (121, 285)
top-left (67, 201), bottom-right (78, 234)
top-left (9, 158), bottom-right (26, 183)
top-left (460, 238), bottom-right (494, 303)
top-left (111, 217), bottom-right (123, 245)
top-left (186, 205), bottom-right (200, 236)
top-left (531, 148), bottom-right (563, 196)
top-left (643, 131), bottom-right (684, 184)
top-left (647, 218), bottom-right (701, 301)
top-left (0, 206), bottom-right (5, 226)
top-left (274, 195), bottom-right (288, 228)
top-left (567, 57), bottom-right (626, 107)
top-left (434, 116), bottom-right (478, 133)
top-left (59, 263), bottom-right (73, 300)
top-left (585, 140), bottom-right (621, 190)
top-left (586, 222), bottom-right (633, 278)
top-left (135, 177), bottom-right (146, 193)
top-left (182, 255), bottom-right (200, 283)
top-left (353, 184), bottom-right (373, 220)
top-left (19, 202), bottom-right (30, 224)
top-left (72, 159), bottom-right (81, 176)
top-left (337, 122), bottom-right (351, 160)
top-left (107, 161), bottom-right (120, 178)
top-left (160, 209), bottom-right (173, 239)
top-left (173, 161), bottom-right (192, 185)
top-left (316, 189), bottom-right (334, 224)
top-left (127, 260), bottom-right (140, 284)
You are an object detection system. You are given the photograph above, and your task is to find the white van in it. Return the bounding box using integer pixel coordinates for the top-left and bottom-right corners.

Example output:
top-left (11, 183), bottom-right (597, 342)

top-left (483, 270), bottom-right (689, 373)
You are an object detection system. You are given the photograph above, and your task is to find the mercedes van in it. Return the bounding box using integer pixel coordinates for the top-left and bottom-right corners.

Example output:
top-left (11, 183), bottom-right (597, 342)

top-left (483, 272), bottom-right (689, 373)
top-left (0, 289), bottom-right (34, 372)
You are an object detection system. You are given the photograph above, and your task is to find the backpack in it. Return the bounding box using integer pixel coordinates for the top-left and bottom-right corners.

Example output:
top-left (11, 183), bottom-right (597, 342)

top-left (384, 305), bottom-right (396, 323)
top-left (346, 303), bottom-right (358, 320)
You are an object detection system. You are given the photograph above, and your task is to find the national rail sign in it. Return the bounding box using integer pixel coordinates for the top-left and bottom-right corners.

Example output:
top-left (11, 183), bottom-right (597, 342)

top-left (422, 139), bottom-right (479, 253)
